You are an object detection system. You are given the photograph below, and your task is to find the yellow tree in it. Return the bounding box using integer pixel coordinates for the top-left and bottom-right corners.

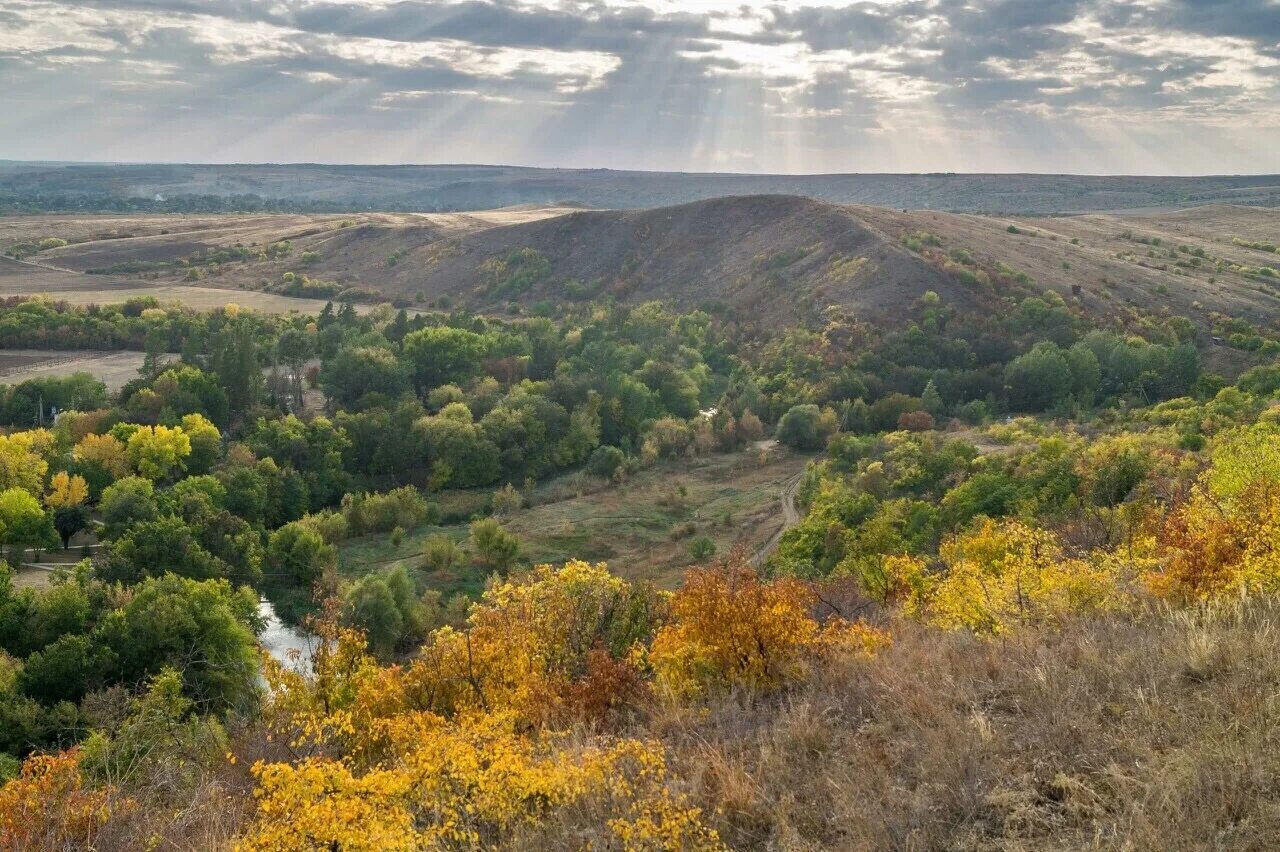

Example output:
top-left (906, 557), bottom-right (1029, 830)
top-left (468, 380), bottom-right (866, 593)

top-left (73, 433), bottom-right (128, 477)
top-left (1206, 423), bottom-right (1280, 500)
top-left (44, 471), bottom-right (88, 510)
top-left (125, 425), bottom-right (191, 481)
top-left (0, 432), bottom-right (50, 496)
top-left (926, 519), bottom-right (1124, 635)
top-left (247, 594), bottom-right (722, 851)
top-left (180, 413), bottom-right (222, 474)
top-left (72, 433), bottom-right (129, 496)
top-left (401, 560), bottom-right (659, 724)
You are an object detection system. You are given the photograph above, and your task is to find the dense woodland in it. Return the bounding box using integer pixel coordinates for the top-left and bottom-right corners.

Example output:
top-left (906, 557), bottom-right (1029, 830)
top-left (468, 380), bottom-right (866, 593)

top-left (3, 284), bottom-right (1280, 849)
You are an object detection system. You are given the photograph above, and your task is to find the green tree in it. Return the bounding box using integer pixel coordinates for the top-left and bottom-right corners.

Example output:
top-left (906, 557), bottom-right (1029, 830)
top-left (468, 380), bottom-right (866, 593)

top-left (776, 404), bottom-right (836, 450)
top-left (319, 346), bottom-right (410, 408)
top-left (688, 536), bottom-right (716, 561)
top-left (402, 326), bottom-right (487, 395)
top-left (587, 445), bottom-right (626, 479)
top-left (422, 534), bottom-right (463, 573)
top-left (267, 522), bottom-right (337, 589)
top-left (107, 574), bottom-right (260, 715)
top-left (106, 515), bottom-right (233, 584)
top-left (344, 575), bottom-right (403, 657)
top-left (416, 408), bottom-right (501, 489)
top-left (18, 634), bottom-right (114, 705)
top-left (52, 504), bottom-right (89, 550)
top-left (0, 488), bottom-right (56, 562)
top-left (98, 476), bottom-right (159, 540)
top-left (921, 379), bottom-right (945, 419)
top-left (1005, 342), bottom-right (1073, 412)
top-left (276, 327), bottom-right (314, 411)
top-left (469, 518), bottom-right (520, 573)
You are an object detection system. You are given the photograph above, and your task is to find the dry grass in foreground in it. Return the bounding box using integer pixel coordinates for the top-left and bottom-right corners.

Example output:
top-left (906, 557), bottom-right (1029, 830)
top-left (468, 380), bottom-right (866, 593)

top-left (11, 595), bottom-right (1280, 850)
top-left (634, 596), bottom-right (1280, 851)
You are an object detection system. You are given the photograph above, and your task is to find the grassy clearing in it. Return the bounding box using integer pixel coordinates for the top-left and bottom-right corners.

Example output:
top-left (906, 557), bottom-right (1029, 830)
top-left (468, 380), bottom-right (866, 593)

top-left (338, 447), bottom-right (810, 597)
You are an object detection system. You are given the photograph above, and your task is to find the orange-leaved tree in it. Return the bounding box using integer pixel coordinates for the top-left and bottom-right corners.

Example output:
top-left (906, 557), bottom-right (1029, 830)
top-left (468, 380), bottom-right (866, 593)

top-left (0, 748), bottom-right (129, 851)
top-left (649, 554), bottom-right (889, 698)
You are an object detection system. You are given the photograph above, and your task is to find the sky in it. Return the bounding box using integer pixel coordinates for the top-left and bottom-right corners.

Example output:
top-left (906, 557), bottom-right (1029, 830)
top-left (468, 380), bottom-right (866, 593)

top-left (1, 0), bottom-right (1278, 174)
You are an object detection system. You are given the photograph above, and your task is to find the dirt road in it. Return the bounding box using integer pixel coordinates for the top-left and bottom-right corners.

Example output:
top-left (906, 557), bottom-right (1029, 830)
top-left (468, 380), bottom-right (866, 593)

top-left (751, 471), bottom-right (804, 567)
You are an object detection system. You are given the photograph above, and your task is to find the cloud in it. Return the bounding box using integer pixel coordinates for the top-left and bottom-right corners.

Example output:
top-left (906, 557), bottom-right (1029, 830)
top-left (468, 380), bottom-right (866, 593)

top-left (0, 0), bottom-right (1276, 172)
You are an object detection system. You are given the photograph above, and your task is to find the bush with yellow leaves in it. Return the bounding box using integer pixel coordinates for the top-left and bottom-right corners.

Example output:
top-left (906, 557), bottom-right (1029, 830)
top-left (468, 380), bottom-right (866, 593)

top-left (924, 518), bottom-right (1126, 634)
top-left (245, 573), bottom-right (723, 852)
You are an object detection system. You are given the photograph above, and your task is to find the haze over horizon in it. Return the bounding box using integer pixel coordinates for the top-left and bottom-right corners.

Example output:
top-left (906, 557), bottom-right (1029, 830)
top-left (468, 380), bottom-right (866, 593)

top-left (3, 0), bottom-right (1279, 175)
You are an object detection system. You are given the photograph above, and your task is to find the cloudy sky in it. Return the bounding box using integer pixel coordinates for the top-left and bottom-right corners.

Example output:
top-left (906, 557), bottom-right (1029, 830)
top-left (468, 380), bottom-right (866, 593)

top-left (2, 0), bottom-right (1278, 174)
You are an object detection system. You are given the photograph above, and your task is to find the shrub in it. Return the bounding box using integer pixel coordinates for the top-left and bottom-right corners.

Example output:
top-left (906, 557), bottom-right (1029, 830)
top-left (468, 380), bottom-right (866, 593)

top-left (587, 445), bottom-right (626, 479)
top-left (688, 537), bottom-right (716, 561)
top-left (897, 410), bottom-right (936, 432)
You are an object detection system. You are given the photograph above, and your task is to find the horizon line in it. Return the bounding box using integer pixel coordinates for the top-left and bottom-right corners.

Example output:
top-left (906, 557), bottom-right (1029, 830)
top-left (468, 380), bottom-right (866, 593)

top-left (2, 159), bottom-right (1279, 181)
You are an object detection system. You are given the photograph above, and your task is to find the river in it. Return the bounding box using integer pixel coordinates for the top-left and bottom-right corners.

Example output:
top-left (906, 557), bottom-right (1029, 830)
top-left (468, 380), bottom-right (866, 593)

top-left (256, 598), bottom-right (314, 670)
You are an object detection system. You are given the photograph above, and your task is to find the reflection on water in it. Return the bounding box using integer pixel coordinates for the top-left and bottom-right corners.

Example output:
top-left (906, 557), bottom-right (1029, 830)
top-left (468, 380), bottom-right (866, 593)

top-left (257, 598), bottom-right (314, 671)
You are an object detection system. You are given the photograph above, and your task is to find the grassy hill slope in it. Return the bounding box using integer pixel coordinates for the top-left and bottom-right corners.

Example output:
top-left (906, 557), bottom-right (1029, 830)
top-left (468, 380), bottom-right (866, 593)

top-left (5, 198), bottom-right (1280, 337)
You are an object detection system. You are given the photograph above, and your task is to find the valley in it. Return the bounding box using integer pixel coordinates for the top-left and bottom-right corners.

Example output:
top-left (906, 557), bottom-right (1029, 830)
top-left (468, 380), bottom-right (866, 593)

top-left (2, 191), bottom-right (1280, 850)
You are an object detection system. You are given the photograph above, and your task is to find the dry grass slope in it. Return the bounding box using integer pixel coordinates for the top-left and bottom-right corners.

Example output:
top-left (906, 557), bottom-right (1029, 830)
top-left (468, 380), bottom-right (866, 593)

top-left (643, 597), bottom-right (1280, 850)
top-left (4, 198), bottom-right (1279, 334)
top-left (49, 596), bottom-right (1280, 850)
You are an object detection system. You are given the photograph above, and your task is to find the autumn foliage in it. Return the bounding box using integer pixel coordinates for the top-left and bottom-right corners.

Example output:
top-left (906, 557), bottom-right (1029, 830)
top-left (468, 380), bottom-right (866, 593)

top-left (243, 565), bottom-right (729, 850)
top-left (12, 420), bottom-right (1280, 848)
top-left (650, 561), bottom-right (888, 698)
top-left (0, 749), bottom-right (126, 850)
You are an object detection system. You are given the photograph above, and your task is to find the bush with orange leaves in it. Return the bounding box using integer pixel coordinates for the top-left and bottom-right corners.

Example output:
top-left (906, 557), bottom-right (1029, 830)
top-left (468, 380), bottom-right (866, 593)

top-left (1135, 424), bottom-right (1280, 603)
top-left (0, 748), bottom-right (128, 851)
top-left (399, 559), bottom-right (662, 725)
top-left (1149, 477), bottom-right (1280, 603)
top-left (649, 557), bottom-right (889, 699)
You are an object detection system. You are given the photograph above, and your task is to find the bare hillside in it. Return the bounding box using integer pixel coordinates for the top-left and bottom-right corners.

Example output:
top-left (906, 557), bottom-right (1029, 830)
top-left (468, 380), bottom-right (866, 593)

top-left (385, 195), bottom-right (965, 323)
top-left (4, 198), bottom-right (1279, 335)
top-left (854, 203), bottom-right (1280, 327)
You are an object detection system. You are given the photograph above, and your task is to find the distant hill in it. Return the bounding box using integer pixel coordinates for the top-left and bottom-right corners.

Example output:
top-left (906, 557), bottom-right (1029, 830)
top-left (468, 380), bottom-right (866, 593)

top-left (7, 197), bottom-right (1280, 342)
top-left (2, 161), bottom-right (1279, 214)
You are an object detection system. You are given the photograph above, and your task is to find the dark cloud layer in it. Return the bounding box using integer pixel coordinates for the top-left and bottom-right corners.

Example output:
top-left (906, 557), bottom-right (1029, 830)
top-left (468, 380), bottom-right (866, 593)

top-left (1, 0), bottom-right (1277, 172)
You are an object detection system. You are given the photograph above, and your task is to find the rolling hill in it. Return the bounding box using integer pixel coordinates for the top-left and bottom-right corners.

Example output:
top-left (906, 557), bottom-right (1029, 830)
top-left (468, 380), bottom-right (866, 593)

top-left (4, 197), bottom-right (1280, 344)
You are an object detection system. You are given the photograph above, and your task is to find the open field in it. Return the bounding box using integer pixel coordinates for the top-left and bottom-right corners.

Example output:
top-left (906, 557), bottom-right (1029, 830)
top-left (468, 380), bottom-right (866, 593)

top-left (0, 349), bottom-right (147, 393)
top-left (339, 447), bottom-right (812, 597)
top-left (0, 255), bottom-right (385, 315)
top-left (0, 205), bottom-right (577, 314)
top-left (4, 162), bottom-right (1278, 213)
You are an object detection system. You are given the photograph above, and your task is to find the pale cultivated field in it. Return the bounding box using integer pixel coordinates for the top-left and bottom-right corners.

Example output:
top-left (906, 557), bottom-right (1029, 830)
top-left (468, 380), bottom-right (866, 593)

top-left (0, 256), bottom-right (389, 315)
top-left (0, 349), bottom-right (148, 392)
top-left (0, 205), bottom-right (575, 314)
